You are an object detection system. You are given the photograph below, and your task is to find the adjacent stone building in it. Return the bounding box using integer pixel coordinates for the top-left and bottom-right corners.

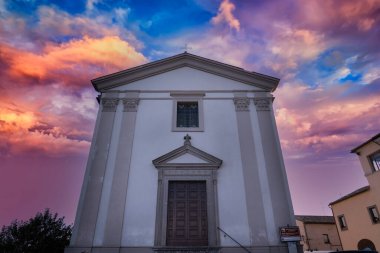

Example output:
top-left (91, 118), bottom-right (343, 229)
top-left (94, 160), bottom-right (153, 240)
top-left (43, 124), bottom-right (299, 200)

top-left (65, 53), bottom-right (298, 253)
top-left (330, 133), bottom-right (380, 251)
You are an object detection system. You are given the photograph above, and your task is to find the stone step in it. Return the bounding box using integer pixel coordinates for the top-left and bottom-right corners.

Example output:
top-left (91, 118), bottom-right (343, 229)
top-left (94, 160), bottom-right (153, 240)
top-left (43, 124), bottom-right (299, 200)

top-left (153, 247), bottom-right (220, 253)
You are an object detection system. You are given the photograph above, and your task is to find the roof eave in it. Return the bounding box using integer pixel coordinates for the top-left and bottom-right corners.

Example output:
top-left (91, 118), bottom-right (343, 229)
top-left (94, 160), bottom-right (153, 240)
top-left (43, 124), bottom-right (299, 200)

top-left (350, 133), bottom-right (380, 153)
top-left (329, 186), bottom-right (370, 206)
top-left (295, 215), bottom-right (335, 224)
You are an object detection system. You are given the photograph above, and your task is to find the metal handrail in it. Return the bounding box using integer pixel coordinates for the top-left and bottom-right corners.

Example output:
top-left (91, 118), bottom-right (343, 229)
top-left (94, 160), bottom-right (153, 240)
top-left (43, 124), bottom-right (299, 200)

top-left (217, 227), bottom-right (252, 253)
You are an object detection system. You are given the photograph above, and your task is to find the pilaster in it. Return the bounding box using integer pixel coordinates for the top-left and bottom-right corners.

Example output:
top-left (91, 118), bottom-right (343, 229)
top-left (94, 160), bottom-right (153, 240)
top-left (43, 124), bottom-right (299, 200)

top-left (252, 94), bottom-right (296, 230)
top-left (70, 97), bottom-right (103, 247)
top-left (94, 96), bottom-right (124, 246)
top-left (72, 95), bottom-right (119, 246)
top-left (233, 94), bottom-right (268, 245)
top-left (249, 96), bottom-right (277, 244)
top-left (103, 93), bottom-right (140, 246)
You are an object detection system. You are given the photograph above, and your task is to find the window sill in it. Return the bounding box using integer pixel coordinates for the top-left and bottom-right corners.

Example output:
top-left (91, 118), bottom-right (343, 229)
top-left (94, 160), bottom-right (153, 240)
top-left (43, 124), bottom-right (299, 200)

top-left (172, 127), bottom-right (204, 132)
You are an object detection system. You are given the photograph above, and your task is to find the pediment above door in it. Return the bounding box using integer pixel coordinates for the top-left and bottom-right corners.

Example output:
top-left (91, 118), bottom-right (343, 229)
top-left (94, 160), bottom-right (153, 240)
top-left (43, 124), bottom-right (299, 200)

top-left (152, 135), bottom-right (222, 169)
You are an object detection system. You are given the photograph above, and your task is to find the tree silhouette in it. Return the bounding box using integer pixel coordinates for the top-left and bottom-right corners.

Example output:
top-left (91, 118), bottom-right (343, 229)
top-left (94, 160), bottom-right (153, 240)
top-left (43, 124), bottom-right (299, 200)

top-left (0, 209), bottom-right (71, 253)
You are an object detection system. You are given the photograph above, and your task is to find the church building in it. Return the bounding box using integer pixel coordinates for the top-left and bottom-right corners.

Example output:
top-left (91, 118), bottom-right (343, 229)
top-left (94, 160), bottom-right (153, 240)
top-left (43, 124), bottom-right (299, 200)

top-left (65, 52), bottom-right (298, 253)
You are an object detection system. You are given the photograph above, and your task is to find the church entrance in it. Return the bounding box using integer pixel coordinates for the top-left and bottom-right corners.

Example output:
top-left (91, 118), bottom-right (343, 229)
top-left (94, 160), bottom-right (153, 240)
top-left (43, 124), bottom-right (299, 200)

top-left (166, 181), bottom-right (208, 246)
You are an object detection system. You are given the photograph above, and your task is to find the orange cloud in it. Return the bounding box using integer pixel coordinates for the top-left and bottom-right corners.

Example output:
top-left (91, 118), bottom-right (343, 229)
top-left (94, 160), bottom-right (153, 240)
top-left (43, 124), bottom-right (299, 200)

top-left (0, 102), bottom-right (91, 156)
top-left (0, 78), bottom-right (102, 156)
top-left (0, 5), bottom-right (149, 157)
top-left (211, 0), bottom-right (240, 31)
top-left (6, 36), bottom-right (147, 83)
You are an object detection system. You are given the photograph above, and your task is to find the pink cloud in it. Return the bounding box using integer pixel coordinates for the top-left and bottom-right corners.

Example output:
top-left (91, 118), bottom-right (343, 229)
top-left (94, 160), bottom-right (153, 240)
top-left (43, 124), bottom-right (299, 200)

top-left (36, 6), bottom-right (138, 44)
top-left (274, 82), bottom-right (380, 158)
top-left (211, 0), bottom-right (240, 31)
top-left (264, 23), bottom-right (326, 73)
top-left (185, 33), bottom-right (250, 67)
top-left (297, 0), bottom-right (380, 32)
top-left (0, 90), bottom-right (94, 156)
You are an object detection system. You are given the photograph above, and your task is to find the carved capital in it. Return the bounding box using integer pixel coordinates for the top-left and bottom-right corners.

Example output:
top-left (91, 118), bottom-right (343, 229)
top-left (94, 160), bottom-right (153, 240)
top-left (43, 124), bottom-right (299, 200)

top-left (233, 97), bottom-right (250, 111)
top-left (102, 98), bottom-right (119, 112)
top-left (122, 98), bottom-right (139, 112)
top-left (253, 97), bottom-right (272, 111)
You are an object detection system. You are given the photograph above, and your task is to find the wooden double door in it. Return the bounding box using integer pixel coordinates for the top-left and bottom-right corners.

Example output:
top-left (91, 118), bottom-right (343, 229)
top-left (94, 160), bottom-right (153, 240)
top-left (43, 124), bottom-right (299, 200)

top-left (166, 181), bottom-right (208, 246)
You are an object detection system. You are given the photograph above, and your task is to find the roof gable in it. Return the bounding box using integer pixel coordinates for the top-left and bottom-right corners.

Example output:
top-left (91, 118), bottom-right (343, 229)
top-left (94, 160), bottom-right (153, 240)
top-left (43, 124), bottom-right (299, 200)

top-left (92, 52), bottom-right (280, 92)
top-left (152, 134), bottom-right (222, 168)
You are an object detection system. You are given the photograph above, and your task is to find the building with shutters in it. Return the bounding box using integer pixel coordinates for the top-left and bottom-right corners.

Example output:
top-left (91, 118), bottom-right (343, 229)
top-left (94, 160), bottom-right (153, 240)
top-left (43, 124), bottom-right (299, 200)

top-left (65, 52), bottom-right (298, 253)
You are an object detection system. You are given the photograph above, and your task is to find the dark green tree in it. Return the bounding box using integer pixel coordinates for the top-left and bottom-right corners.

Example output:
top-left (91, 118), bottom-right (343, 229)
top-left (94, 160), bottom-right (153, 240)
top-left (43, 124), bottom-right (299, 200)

top-left (0, 209), bottom-right (71, 253)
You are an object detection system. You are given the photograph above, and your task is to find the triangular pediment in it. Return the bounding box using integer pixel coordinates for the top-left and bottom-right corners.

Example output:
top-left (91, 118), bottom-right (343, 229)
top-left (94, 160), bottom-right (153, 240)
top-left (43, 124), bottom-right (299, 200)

top-left (92, 52), bottom-right (279, 92)
top-left (152, 136), bottom-right (222, 168)
top-left (167, 153), bottom-right (209, 164)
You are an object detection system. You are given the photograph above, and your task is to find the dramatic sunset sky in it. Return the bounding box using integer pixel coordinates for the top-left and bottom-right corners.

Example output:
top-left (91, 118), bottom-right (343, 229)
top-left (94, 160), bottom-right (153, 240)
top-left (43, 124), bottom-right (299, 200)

top-left (0, 0), bottom-right (379, 227)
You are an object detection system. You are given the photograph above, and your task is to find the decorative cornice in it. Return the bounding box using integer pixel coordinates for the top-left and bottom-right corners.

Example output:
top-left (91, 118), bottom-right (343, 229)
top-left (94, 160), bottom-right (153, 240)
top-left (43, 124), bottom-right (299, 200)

top-left (253, 97), bottom-right (272, 111)
top-left (122, 98), bottom-right (139, 112)
top-left (92, 52), bottom-right (280, 92)
top-left (233, 97), bottom-right (250, 111)
top-left (102, 98), bottom-right (119, 112)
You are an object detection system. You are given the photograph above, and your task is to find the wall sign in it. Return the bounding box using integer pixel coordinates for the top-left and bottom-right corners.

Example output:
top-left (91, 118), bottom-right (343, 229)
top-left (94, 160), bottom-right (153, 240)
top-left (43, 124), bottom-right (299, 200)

top-left (280, 226), bottom-right (301, 242)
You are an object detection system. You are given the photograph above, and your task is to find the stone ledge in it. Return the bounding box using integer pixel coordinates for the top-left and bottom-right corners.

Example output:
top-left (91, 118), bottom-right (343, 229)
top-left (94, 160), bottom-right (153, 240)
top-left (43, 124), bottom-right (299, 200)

top-left (153, 247), bottom-right (220, 253)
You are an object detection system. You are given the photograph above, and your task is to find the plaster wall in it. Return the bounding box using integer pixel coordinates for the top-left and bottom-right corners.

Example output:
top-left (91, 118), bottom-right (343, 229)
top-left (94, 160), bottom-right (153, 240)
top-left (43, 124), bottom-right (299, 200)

top-left (356, 142), bottom-right (380, 203)
top-left (331, 190), bottom-right (380, 250)
top-left (122, 96), bottom-right (251, 246)
top-left (296, 220), bottom-right (307, 249)
top-left (295, 220), bottom-right (341, 251)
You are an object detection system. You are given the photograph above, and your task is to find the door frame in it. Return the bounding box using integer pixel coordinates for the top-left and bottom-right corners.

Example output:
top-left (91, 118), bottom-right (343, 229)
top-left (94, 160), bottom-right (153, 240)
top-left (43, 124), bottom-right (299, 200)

top-left (154, 168), bottom-right (220, 247)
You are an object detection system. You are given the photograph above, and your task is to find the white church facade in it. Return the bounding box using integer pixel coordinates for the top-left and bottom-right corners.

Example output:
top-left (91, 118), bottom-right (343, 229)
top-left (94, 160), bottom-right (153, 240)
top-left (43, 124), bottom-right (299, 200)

top-left (66, 53), bottom-right (298, 253)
